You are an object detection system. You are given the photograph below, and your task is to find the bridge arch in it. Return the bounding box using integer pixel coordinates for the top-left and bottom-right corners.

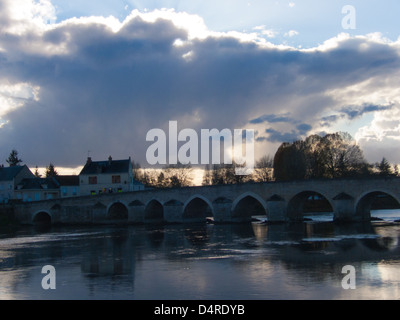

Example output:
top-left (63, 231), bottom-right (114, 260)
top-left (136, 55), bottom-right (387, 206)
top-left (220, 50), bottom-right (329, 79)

top-left (33, 210), bottom-right (52, 225)
top-left (287, 191), bottom-right (333, 221)
top-left (232, 192), bottom-right (267, 222)
top-left (356, 190), bottom-right (400, 221)
top-left (183, 195), bottom-right (213, 222)
top-left (145, 199), bottom-right (164, 222)
top-left (107, 201), bottom-right (129, 220)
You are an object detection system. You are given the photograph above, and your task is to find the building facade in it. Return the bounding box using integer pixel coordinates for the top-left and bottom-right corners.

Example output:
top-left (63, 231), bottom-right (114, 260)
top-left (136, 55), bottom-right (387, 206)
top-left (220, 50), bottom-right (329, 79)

top-left (15, 177), bottom-right (60, 202)
top-left (79, 156), bottom-right (144, 196)
top-left (0, 165), bottom-right (35, 203)
top-left (57, 175), bottom-right (80, 198)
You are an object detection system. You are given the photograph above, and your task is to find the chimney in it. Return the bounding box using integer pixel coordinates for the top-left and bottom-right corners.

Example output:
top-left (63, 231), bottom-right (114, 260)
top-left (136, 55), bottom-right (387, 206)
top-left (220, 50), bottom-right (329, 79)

top-left (87, 157), bottom-right (92, 164)
top-left (108, 155), bottom-right (112, 164)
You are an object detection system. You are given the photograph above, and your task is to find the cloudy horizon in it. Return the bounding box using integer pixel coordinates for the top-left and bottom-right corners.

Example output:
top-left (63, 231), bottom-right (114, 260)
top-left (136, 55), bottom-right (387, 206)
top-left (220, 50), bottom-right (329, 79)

top-left (1, 0), bottom-right (400, 175)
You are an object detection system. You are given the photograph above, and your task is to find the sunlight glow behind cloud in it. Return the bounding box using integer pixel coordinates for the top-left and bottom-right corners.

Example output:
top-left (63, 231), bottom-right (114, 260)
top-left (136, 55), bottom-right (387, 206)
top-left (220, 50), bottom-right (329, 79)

top-left (0, 0), bottom-right (399, 169)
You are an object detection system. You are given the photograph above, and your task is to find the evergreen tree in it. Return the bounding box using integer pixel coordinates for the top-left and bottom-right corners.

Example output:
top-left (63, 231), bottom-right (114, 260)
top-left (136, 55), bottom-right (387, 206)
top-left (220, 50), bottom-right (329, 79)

top-left (377, 157), bottom-right (393, 176)
top-left (394, 164), bottom-right (399, 176)
top-left (45, 163), bottom-right (58, 177)
top-left (6, 149), bottom-right (23, 167)
top-left (34, 166), bottom-right (42, 177)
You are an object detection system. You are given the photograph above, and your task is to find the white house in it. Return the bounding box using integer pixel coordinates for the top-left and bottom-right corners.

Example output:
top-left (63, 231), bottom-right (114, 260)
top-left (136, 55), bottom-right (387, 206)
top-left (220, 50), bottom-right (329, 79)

top-left (0, 165), bottom-right (35, 203)
top-left (79, 156), bottom-right (144, 196)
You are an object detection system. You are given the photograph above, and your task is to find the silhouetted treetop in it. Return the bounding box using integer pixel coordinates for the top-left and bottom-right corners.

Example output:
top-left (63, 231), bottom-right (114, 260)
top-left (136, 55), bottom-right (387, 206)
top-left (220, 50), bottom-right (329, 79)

top-left (273, 132), bottom-right (368, 181)
top-left (6, 149), bottom-right (23, 167)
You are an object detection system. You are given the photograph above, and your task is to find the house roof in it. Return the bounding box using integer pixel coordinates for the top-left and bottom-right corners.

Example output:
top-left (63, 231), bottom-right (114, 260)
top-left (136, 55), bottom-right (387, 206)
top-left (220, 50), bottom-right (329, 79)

top-left (79, 157), bottom-right (131, 175)
top-left (56, 175), bottom-right (79, 186)
top-left (0, 165), bottom-right (27, 181)
top-left (16, 177), bottom-right (60, 190)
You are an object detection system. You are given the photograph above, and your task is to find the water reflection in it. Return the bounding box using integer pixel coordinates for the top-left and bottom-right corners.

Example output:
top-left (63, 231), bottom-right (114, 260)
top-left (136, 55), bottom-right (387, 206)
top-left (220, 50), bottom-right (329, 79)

top-left (1, 213), bottom-right (400, 299)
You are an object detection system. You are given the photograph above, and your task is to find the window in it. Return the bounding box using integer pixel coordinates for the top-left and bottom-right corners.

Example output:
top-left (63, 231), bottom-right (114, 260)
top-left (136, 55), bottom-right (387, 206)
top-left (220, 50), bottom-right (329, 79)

top-left (89, 176), bottom-right (97, 185)
top-left (112, 175), bottom-right (121, 184)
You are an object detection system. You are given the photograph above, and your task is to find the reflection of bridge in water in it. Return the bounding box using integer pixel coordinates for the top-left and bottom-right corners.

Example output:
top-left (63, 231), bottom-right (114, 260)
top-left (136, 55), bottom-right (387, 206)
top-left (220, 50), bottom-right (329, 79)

top-left (5, 221), bottom-right (400, 299)
top-left (77, 222), bottom-right (400, 282)
top-left (14, 177), bottom-right (400, 225)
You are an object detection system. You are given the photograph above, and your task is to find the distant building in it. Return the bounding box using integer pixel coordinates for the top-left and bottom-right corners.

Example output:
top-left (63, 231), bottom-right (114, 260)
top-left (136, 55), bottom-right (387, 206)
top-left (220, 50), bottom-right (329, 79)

top-left (79, 156), bottom-right (144, 196)
top-left (56, 175), bottom-right (80, 198)
top-left (0, 165), bottom-right (35, 203)
top-left (15, 177), bottom-right (60, 202)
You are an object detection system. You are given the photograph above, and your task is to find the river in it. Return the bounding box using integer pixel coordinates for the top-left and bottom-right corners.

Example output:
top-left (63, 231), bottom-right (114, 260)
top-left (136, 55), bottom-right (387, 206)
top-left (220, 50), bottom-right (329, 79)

top-left (1, 210), bottom-right (400, 300)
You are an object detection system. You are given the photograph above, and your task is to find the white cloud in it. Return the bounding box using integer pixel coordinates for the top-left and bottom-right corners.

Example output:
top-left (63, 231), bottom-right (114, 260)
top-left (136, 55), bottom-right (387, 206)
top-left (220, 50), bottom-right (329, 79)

top-left (0, 82), bottom-right (40, 120)
top-left (284, 30), bottom-right (299, 37)
top-left (253, 25), bottom-right (278, 38)
top-left (356, 107), bottom-right (400, 161)
top-left (0, 0), bottom-right (400, 167)
top-left (1, 0), bottom-right (56, 35)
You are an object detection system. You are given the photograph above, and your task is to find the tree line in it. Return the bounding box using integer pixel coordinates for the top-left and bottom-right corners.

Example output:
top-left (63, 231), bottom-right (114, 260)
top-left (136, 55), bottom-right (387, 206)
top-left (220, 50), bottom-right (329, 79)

top-left (134, 131), bottom-right (399, 188)
top-left (4, 131), bottom-right (399, 189)
top-left (273, 132), bottom-right (398, 181)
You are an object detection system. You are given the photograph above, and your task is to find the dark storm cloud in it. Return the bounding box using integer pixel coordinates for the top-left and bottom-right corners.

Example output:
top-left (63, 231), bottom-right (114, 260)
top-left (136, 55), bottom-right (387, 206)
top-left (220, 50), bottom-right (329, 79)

top-left (0, 4), bottom-right (400, 167)
top-left (264, 128), bottom-right (299, 143)
top-left (249, 113), bottom-right (292, 124)
top-left (319, 103), bottom-right (394, 127)
top-left (340, 103), bottom-right (393, 120)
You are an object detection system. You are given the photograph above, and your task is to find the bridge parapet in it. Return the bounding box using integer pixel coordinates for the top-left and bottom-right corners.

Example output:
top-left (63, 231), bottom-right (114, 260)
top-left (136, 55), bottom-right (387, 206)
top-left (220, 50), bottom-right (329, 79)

top-left (12, 177), bottom-right (400, 225)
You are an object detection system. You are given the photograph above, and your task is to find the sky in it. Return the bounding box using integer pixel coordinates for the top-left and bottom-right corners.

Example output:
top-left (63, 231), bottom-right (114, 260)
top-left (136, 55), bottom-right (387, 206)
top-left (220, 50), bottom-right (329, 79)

top-left (0, 0), bottom-right (400, 175)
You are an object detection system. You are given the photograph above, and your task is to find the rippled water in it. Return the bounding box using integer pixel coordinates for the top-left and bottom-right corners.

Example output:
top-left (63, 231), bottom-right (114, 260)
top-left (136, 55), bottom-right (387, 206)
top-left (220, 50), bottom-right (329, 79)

top-left (1, 210), bottom-right (400, 300)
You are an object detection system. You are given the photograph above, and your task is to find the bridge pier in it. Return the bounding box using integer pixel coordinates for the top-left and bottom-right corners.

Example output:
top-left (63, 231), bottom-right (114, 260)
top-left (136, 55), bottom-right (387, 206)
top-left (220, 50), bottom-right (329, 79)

top-left (212, 198), bottom-right (233, 223)
top-left (266, 195), bottom-right (287, 223)
top-left (92, 202), bottom-right (107, 222)
top-left (332, 193), bottom-right (356, 222)
top-left (164, 200), bottom-right (184, 223)
top-left (128, 200), bottom-right (145, 223)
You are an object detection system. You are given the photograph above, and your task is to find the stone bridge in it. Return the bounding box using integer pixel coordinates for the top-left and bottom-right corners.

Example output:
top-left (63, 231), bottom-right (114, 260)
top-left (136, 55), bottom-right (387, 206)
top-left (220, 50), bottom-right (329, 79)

top-left (13, 177), bottom-right (400, 225)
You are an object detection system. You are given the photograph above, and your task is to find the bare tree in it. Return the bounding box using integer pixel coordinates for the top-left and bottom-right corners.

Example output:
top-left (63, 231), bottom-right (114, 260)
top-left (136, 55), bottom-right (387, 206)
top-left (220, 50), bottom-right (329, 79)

top-left (203, 162), bottom-right (251, 185)
top-left (163, 162), bottom-right (193, 188)
top-left (274, 132), bottom-right (368, 181)
top-left (131, 159), bottom-right (143, 182)
top-left (253, 155), bottom-right (274, 182)
top-left (202, 164), bottom-right (213, 186)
